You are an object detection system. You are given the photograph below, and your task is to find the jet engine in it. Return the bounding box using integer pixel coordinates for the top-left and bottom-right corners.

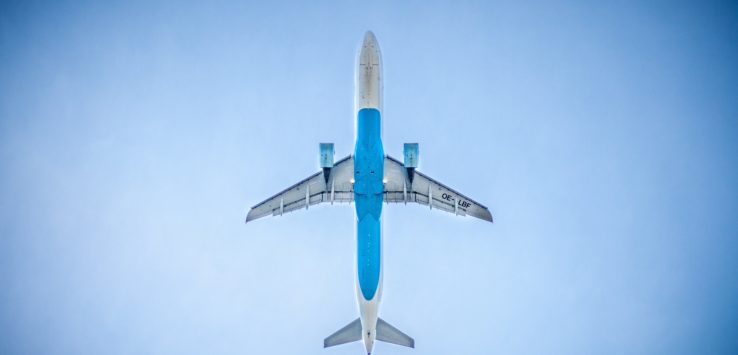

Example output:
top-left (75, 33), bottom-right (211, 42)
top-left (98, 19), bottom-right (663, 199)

top-left (320, 143), bottom-right (335, 183)
top-left (403, 143), bottom-right (419, 183)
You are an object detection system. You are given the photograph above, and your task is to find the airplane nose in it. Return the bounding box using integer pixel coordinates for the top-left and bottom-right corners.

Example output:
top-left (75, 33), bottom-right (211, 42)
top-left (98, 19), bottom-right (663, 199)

top-left (356, 30), bottom-right (382, 111)
top-left (360, 30), bottom-right (381, 62)
top-left (363, 31), bottom-right (377, 48)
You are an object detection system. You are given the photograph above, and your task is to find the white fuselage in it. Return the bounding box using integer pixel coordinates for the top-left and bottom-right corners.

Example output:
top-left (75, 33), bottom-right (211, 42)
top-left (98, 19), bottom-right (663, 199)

top-left (354, 31), bottom-right (383, 355)
top-left (356, 31), bottom-right (383, 114)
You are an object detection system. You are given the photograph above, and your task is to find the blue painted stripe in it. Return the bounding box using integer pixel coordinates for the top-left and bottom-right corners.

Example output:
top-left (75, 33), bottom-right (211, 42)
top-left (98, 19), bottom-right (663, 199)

top-left (357, 213), bottom-right (380, 300)
top-left (354, 108), bottom-right (384, 300)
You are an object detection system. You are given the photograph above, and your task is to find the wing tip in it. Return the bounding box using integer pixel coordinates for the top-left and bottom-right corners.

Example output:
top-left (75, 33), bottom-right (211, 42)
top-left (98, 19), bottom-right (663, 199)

top-left (483, 209), bottom-right (494, 223)
top-left (245, 210), bottom-right (257, 224)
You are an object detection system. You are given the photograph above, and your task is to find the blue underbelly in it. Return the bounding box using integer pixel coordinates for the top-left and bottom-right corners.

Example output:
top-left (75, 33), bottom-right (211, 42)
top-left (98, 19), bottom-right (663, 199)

top-left (354, 108), bottom-right (383, 301)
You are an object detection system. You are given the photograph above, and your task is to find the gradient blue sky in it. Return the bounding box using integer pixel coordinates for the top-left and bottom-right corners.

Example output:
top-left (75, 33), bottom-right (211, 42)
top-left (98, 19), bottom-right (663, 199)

top-left (1, 1), bottom-right (737, 354)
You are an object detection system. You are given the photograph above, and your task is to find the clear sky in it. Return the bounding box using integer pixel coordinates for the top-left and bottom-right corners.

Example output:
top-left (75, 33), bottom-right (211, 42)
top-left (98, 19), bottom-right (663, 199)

top-left (1, 1), bottom-right (737, 354)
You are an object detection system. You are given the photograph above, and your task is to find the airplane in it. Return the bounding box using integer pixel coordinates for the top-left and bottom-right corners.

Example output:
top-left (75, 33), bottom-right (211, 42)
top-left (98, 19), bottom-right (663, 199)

top-left (245, 31), bottom-right (493, 355)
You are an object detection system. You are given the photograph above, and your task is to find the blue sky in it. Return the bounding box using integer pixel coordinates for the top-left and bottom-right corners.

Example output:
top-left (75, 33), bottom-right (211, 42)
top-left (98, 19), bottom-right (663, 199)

top-left (1, 1), bottom-right (737, 354)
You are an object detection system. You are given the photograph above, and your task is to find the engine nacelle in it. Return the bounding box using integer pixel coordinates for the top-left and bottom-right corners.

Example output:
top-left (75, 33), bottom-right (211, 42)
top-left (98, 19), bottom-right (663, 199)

top-left (320, 143), bottom-right (335, 183)
top-left (403, 143), bottom-right (419, 168)
top-left (403, 143), bottom-right (419, 183)
top-left (320, 143), bottom-right (335, 168)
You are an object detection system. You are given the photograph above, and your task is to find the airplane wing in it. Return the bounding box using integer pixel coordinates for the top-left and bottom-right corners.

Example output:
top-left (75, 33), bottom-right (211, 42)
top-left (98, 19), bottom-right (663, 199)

top-left (383, 155), bottom-right (493, 222)
top-left (245, 156), bottom-right (354, 223)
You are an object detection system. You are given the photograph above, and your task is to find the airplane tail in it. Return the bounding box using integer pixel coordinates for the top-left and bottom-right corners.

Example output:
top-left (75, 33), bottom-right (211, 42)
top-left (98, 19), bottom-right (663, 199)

top-left (377, 318), bottom-right (414, 348)
top-left (324, 318), bottom-right (362, 348)
top-left (324, 318), bottom-right (414, 349)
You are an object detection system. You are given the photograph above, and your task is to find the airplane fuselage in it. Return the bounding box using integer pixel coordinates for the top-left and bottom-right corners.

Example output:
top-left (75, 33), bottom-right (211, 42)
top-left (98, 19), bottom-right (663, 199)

top-left (353, 31), bottom-right (384, 355)
top-left (245, 30), bottom-right (493, 355)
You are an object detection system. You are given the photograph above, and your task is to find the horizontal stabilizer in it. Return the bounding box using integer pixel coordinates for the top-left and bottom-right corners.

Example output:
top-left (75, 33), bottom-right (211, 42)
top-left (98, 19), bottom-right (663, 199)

top-left (377, 318), bottom-right (414, 348)
top-left (324, 318), bottom-right (362, 348)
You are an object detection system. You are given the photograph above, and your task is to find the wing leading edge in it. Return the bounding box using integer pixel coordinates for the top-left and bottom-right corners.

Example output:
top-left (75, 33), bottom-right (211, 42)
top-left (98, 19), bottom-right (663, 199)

top-left (245, 155), bottom-right (493, 223)
top-left (383, 155), bottom-right (493, 222)
top-left (245, 155), bottom-right (354, 223)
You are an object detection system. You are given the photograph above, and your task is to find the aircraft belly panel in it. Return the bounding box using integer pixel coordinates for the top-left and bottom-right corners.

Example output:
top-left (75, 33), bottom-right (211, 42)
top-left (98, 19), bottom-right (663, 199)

top-left (354, 108), bottom-right (384, 301)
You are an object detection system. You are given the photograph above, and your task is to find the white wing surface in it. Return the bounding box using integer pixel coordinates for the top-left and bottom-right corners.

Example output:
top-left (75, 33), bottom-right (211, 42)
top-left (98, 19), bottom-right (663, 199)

top-left (383, 155), bottom-right (493, 222)
top-left (245, 156), bottom-right (354, 223)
